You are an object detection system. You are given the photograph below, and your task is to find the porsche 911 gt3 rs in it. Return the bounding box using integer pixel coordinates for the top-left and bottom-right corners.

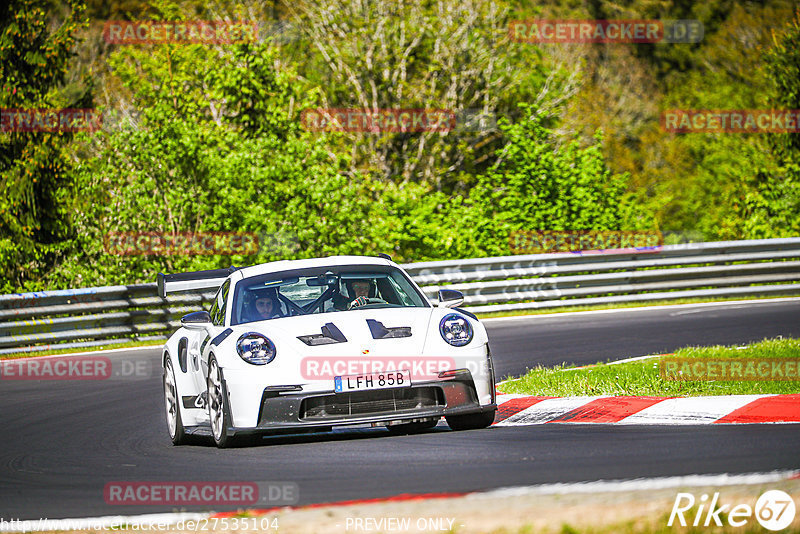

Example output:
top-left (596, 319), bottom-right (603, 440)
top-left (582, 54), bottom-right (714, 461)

top-left (159, 255), bottom-right (496, 447)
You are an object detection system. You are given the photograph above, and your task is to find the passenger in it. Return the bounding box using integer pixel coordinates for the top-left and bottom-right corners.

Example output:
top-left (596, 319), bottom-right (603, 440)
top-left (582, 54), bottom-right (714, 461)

top-left (246, 287), bottom-right (284, 321)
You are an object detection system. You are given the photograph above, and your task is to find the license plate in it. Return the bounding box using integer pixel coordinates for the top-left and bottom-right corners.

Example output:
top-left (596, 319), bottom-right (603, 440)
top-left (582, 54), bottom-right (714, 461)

top-left (334, 370), bottom-right (411, 393)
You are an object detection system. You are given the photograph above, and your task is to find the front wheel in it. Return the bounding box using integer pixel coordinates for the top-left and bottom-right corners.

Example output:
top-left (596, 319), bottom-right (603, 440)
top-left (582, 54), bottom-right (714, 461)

top-left (207, 357), bottom-right (235, 448)
top-left (445, 410), bottom-right (496, 431)
top-left (164, 356), bottom-right (189, 445)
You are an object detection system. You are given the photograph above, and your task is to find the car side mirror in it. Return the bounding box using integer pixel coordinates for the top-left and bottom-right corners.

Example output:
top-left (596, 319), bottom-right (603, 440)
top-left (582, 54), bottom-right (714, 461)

top-left (437, 289), bottom-right (464, 308)
top-left (181, 310), bottom-right (212, 329)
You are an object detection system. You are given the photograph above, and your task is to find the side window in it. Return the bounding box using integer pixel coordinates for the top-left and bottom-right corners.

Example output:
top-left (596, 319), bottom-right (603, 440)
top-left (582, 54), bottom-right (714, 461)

top-left (209, 294), bottom-right (220, 324)
top-left (218, 280), bottom-right (230, 325)
top-left (209, 280), bottom-right (231, 326)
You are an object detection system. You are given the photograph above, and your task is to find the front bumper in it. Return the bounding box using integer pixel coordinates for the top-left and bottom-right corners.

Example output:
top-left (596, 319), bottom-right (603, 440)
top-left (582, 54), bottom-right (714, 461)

top-left (232, 370), bottom-right (494, 434)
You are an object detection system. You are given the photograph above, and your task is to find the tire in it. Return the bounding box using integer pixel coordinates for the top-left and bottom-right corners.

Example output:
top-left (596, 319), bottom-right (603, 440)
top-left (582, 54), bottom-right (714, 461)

top-left (386, 418), bottom-right (439, 435)
top-left (207, 357), bottom-right (235, 448)
top-left (445, 410), bottom-right (496, 431)
top-left (163, 356), bottom-right (189, 445)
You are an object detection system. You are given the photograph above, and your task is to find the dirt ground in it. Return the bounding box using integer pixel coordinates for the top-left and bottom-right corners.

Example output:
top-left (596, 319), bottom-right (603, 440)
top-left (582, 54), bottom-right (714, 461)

top-left (24, 477), bottom-right (800, 534)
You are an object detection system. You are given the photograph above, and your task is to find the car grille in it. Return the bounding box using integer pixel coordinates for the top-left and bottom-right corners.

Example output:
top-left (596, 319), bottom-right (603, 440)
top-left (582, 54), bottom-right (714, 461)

top-left (300, 387), bottom-right (445, 420)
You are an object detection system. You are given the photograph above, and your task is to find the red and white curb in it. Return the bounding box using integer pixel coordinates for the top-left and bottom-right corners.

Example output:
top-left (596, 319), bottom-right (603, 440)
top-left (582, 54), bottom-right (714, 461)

top-left (493, 394), bottom-right (800, 425)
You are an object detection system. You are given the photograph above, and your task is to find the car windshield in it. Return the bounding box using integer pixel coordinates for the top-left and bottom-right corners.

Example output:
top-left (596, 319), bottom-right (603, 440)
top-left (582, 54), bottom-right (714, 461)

top-left (231, 265), bottom-right (429, 325)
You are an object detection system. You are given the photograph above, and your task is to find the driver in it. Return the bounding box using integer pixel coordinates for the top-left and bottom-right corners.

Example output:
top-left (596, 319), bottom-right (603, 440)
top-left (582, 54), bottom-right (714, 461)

top-left (332, 278), bottom-right (376, 310)
top-left (348, 279), bottom-right (372, 309)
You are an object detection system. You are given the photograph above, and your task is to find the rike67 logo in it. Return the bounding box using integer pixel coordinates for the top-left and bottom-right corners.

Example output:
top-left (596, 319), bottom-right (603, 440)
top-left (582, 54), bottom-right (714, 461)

top-left (669, 490), bottom-right (796, 531)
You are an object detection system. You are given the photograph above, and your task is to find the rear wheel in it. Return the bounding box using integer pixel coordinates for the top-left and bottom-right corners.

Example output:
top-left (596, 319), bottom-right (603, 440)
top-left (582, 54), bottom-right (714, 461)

top-left (207, 357), bottom-right (235, 448)
top-left (445, 410), bottom-right (496, 431)
top-left (163, 357), bottom-right (188, 445)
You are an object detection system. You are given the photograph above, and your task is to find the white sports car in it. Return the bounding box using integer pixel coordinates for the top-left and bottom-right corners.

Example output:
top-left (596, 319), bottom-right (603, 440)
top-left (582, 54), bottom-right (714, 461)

top-left (158, 255), bottom-right (497, 447)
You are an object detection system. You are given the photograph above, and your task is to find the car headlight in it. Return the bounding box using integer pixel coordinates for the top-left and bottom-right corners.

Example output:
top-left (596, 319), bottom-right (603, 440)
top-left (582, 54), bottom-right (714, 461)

top-left (439, 313), bottom-right (473, 347)
top-left (236, 332), bottom-right (276, 365)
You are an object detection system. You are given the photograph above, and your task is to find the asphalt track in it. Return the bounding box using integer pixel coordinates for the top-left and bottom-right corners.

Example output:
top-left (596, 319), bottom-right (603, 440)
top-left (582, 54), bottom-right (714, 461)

top-left (2, 299), bottom-right (799, 520)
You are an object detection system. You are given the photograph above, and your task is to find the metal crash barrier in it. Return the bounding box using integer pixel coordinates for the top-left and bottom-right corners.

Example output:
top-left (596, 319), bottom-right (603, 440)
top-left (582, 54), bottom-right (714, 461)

top-left (1, 238), bottom-right (799, 354)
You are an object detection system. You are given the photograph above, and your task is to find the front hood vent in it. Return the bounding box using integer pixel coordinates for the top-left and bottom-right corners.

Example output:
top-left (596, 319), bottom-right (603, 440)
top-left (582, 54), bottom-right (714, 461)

top-left (297, 322), bottom-right (348, 346)
top-left (366, 319), bottom-right (411, 339)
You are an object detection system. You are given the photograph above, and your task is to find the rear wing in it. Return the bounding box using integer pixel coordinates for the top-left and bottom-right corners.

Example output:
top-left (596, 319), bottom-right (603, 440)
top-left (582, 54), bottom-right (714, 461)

top-left (157, 267), bottom-right (239, 298)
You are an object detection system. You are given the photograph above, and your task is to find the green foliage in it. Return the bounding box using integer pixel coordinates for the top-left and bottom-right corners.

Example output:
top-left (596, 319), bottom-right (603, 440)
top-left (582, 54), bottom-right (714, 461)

top-left (458, 105), bottom-right (647, 257)
top-left (60, 39), bottom-right (376, 286)
top-left (34, 5), bottom-right (636, 289)
top-left (732, 7), bottom-right (800, 238)
top-left (0, 0), bottom-right (89, 292)
top-left (657, 2), bottom-right (797, 240)
top-left (5, 0), bottom-right (800, 293)
top-left (282, 0), bottom-right (556, 189)
top-left (766, 9), bottom-right (800, 160)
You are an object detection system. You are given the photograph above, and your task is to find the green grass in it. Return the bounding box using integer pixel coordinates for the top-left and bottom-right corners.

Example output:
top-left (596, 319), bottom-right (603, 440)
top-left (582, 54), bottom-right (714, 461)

top-left (500, 337), bottom-right (800, 397)
top-left (0, 338), bottom-right (165, 360)
top-left (475, 295), bottom-right (799, 319)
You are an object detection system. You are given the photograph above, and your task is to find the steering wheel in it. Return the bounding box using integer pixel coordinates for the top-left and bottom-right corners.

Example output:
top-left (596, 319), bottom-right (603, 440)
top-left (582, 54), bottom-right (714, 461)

top-left (350, 297), bottom-right (387, 309)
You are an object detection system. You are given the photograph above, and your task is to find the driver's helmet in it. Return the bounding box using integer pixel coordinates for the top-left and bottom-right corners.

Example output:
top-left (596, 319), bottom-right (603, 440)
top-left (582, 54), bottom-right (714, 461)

top-left (345, 278), bottom-right (377, 299)
top-left (243, 286), bottom-right (282, 321)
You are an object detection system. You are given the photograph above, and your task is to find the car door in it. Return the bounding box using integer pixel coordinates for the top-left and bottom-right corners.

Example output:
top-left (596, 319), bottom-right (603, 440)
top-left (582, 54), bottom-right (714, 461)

top-left (192, 279), bottom-right (231, 394)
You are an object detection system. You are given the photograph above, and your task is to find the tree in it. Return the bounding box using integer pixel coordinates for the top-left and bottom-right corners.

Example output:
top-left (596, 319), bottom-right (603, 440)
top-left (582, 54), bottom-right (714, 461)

top-left (734, 8), bottom-right (800, 238)
top-left (453, 104), bottom-right (648, 258)
top-left (283, 0), bottom-right (577, 190)
top-left (57, 36), bottom-right (395, 287)
top-left (0, 0), bottom-right (89, 292)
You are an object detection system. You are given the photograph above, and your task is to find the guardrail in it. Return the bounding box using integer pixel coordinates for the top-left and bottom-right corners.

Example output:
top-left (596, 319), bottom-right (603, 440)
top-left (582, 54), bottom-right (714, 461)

top-left (1, 238), bottom-right (799, 354)
top-left (406, 237), bottom-right (800, 312)
top-left (0, 287), bottom-right (215, 355)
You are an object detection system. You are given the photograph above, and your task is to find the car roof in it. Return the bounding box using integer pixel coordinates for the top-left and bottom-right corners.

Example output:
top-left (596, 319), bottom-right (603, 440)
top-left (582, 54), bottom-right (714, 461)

top-left (235, 255), bottom-right (395, 280)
